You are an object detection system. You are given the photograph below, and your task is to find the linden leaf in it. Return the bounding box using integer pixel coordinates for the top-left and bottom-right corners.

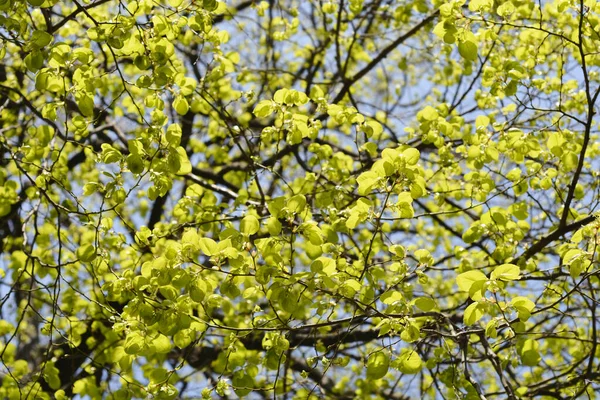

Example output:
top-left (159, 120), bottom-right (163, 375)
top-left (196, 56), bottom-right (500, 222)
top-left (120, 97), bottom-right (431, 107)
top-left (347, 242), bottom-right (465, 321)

top-left (241, 215), bottom-right (260, 235)
top-left (357, 171), bottom-right (379, 196)
top-left (414, 297), bottom-right (436, 312)
top-left (173, 95), bottom-right (189, 115)
top-left (458, 40), bottom-right (478, 61)
top-left (77, 244), bottom-right (97, 263)
top-left (152, 334), bottom-right (172, 354)
top-left (520, 339), bottom-right (541, 366)
top-left (464, 302), bottom-right (484, 325)
top-left (402, 148), bottom-right (420, 165)
top-left (396, 349), bottom-right (422, 374)
top-left (253, 100), bottom-right (274, 118)
top-left (175, 147), bottom-right (192, 175)
top-left (366, 352), bottom-right (389, 380)
top-left (166, 124), bottom-right (182, 147)
top-left (124, 333), bottom-right (144, 355)
top-left (456, 270), bottom-right (487, 292)
top-left (198, 237), bottom-right (218, 256)
top-left (190, 278), bottom-right (208, 302)
top-left (418, 106), bottom-right (438, 122)
top-left (76, 93), bottom-right (95, 117)
top-left (490, 264), bottom-right (520, 281)
top-left (287, 194), bottom-right (306, 214)
top-left (126, 154), bottom-right (144, 174)
top-left (511, 296), bottom-right (535, 321)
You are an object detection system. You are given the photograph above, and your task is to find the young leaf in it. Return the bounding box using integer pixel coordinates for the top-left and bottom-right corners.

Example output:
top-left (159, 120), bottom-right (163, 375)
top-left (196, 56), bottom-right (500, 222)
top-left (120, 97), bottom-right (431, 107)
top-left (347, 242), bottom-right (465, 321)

top-left (511, 296), bottom-right (535, 321)
top-left (402, 148), bottom-right (420, 165)
top-left (456, 270), bottom-right (487, 293)
top-left (357, 171), bottom-right (379, 196)
top-left (77, 244), bottom-right (97, 263)
top-left (458, 40), bottom-right (478, 61)
top-left (198, 237), bottom-right (218, 256)
top-left (366, 352), bottom-right (389, 380)
top-left (490, 264), bottom-right (520, 281)
top-left (173, 96), bottom-right (189, 115)
top-left (396, 349), bottom-right (422, 374)
top-left (174, 147), bottom-right (192, 175)
top-left (464, 302), bottom-right (484, 325)
top-left (241, 215), bottom-right (260, 235)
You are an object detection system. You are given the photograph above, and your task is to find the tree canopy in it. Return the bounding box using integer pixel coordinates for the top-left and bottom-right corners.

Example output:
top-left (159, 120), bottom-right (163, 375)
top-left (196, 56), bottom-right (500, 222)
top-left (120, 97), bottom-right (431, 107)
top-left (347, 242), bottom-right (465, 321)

top-left (1, 0), bottom-right (600, 398)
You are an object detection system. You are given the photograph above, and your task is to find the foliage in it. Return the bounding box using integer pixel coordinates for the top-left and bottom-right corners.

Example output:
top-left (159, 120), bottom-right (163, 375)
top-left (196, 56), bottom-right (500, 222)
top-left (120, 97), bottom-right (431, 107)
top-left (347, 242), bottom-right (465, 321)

top-left (0, 0), bottom-right (600, 398)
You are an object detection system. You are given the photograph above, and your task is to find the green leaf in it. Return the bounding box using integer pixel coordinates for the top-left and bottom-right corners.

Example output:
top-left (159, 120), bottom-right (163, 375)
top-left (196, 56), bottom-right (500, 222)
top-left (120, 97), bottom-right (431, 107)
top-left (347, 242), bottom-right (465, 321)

top-left (76, 93), bottom-right (95, 117)
top-left (166, 124), bottom-right (182, 147)
top-left (174, 329), bottom-right (193, 349)
top-left (173, 95), bottom-right (189, 115)
top-left (414, 297), bottom-right (436, 312)
top-left (456, 270), bottom-right (487, 293)
top-left (24, 50), bottom-right (44, 72)
top-left (511, 296), bottom-right (535, 321)
top-left (267, 216), bottom-right (282, 235)
top-left (340, 279), bottom-right (362, 297)
top-left (402, 148), bottom-right (420, 165)
top-left (268, 197), bottom-right (285, 217)
top-left (126, 154), bottom-right (144, 174)
top-left (241, 215), bottom-right (260, 235)
top-left (168, 0), bottom-right (184, 7)
top-left (464, 302), bottom-right (484, 325)
top-left (485, 319), bottom-right (498, 339)
top-left (366, 352), bottom-right (389, 380)
top-left (152, 334), bottom-right (172, 354)
top-left (253, 100), bottom-right (274, 118)
top-left (520, 339), bottom-right (541, 366)
top-left (232, 373), bottom-right (254, 397)
top-left (287, 194), bottom-right (306, 214)
top-left (124, 333), bottom-right (144, 355)
top-left (301, 222), bottom-right (323, 245)
top-left (30, 30), bottom-right (53, 48)
top-left (198, 237), bottom-right (218, 256)
top-left (418, 106), bottom-right (438, 122)
top-left (189, 278), bottom-right (208, 302)
top-left (475, 115), bottom-right (490, 129)
top-left (547, 133), bottom-right (566, 157)
top-left (174, 147), bottom-right (192, 175)
top-left (490, 264), bottom-right (520, 281)
top-left (400, 322), bottom-right (420, 342)
top-left (469, 0), bottom-right (494, 11)
top-left (128, 139), bottom-right (145, 156)
top-left (273, 88), bottom-right (289, 104)
top-left (364, 120), bottom-right (383, 138)
top-left (0, 320), bottom-right (14, 335)
top-left (77, 244), bottom-right (97, 263)
top-left (311, 257), bottom-right (336, 275)
top-left (497, 1), bottom-right (516, 17)
top-left (458, 40), bottom-right (478, 62)
top-left (381, 290), bottom-right (403, 305)
top-left (357, 171), bottom-right (379, 196)
top-left (396, 349), bottom-right (422, 374)
top-left (42, 362), bottom-right (61, 390)
top-left (506, 167), bottom-right (522, 182)
top-left (563, 248), bottom-right (583, 265)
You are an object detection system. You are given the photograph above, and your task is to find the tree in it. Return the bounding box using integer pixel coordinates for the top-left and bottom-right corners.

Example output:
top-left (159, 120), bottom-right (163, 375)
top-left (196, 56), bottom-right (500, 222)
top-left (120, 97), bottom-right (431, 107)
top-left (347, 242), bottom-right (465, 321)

top-left (0, 0), bottom-right (599, 398)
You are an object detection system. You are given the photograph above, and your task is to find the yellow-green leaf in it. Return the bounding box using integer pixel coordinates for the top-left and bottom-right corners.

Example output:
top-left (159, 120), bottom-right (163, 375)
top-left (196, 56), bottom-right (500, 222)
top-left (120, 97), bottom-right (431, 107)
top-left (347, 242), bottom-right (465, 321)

top-left (173, 95), bottom-right (189, 115)
top-left (458, 40), bottom-right (478, 61)
top-left (464, 302), bottom-right (484, 325)
top-left (456, 270), bottom-right (487, 292)
top-left (396, 349), bottom-right (422, 374)
top-left (241, 215), bottom-right (260, 235)
top-left (490, 264), bottom-right (520, 281)
top-left (366, 352), bottom-right (389, 380)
